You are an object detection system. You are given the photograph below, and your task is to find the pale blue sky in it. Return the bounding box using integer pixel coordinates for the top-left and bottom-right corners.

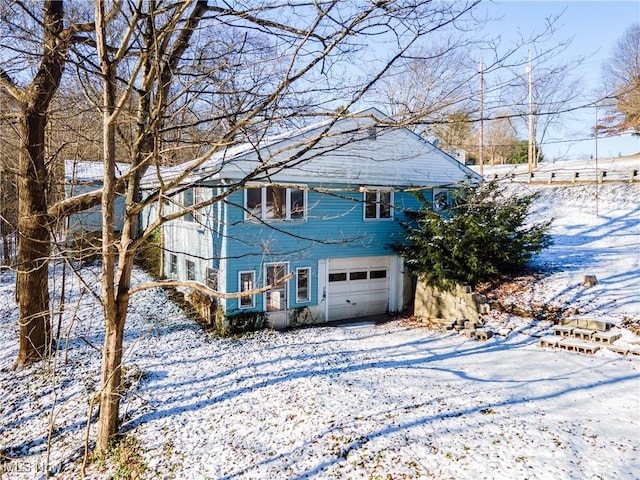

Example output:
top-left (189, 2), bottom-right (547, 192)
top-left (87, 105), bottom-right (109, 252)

top-left (484, 0), bottom-right (640, 160)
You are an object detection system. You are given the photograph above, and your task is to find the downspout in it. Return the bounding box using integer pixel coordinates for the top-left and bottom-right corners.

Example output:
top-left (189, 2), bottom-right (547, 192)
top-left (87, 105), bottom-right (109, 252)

top-left (219, 184), bottom-right (228, 314)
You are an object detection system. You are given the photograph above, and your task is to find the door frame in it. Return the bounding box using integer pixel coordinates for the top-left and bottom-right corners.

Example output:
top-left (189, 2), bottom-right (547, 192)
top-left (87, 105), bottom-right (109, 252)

top-left (263, 262), bottom-right (289, 329)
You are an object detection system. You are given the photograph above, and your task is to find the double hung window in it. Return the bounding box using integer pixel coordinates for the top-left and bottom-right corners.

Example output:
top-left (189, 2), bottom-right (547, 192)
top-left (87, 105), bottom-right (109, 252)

top-left (185, 259), bottom-right (196, 281)
top-left (183, 187), bottom-right (205, 223)
top-left (239, 271), bottom-right (255, 308)
top-left (246, 186), bottom-right (306, 221)
top-left (205, 267), bottom-right (219, 290)
top-left (296, 267), bottom-right (310, 303)
top-left (364, 190), bottom-right (393, 220)
top-left (169, 254), bottom-right (178, 277)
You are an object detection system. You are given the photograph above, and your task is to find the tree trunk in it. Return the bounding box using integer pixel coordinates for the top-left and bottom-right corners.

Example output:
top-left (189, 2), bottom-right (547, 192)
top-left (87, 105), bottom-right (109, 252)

top-left (95, 0), bottom-right (209, 448)
top-left (16, 105), bottom-right (51, 365)
top-left (95, 1), bottom-right (121, 448)
top-left (11, 0), bottom-right (67, 366)
top-left (96, 313), bottom-right (124, 450)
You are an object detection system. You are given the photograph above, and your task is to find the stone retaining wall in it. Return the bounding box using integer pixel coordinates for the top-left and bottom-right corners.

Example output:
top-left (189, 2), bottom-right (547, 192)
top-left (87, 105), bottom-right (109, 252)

top-left (414, 282), bottom-right (489, 321)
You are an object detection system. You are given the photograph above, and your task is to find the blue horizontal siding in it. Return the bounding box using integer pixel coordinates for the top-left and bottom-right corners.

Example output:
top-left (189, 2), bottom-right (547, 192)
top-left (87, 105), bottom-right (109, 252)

top-left (158, 183), bottom-right (433, 314)
top-left (224, 186), bottom-right (425, 261)
top-left (222, 184), bottom-right (428, 313)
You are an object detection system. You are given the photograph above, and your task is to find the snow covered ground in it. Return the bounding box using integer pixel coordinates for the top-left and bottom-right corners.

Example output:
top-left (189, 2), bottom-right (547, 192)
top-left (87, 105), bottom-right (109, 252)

top-left (1, 167), bottom-right (639, 479)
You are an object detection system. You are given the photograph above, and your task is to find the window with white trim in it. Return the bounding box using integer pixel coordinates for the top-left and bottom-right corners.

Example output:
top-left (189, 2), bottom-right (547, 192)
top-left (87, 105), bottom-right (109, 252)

top-left (205, 267), bottom-right (219, 290)
top-left (296, 267), bottom-right (310, 303)
top-left (183, 187), bottom-right (205, 223)
top-left (185, 259), bottom-right (196, 281)
top-left (432, 188), bottom-right (451, 212)
top-left (245, 186), bottom-right (306, 221)
top-left (364, 190), bottom-right (393, 219)
top-left (169, 254), bottom-right (178, 277)
top-left (239, 271), bottom-right (255, 308)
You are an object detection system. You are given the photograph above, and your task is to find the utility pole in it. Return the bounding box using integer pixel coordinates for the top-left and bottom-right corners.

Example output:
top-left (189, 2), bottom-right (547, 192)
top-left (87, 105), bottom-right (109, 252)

top-left (479, 59), bottom-right (484, 175)
top-left (527, 51), bottom-right (534, 174)
top-left (595, 103), bottom-right (599, 217)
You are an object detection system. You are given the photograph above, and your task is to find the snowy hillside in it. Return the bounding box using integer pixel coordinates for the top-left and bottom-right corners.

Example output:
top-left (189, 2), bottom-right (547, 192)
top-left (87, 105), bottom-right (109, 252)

top-left (1, 167), bottom-right (639, 479)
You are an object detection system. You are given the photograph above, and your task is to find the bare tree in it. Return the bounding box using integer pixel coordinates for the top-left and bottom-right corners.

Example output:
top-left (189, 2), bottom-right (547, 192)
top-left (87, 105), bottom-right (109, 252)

top-left (377, 6), bottom-right (583, 165)
top-left (0, 90), bottom-right (19, 266)
top-left (0, 0), bottom-right (93, 365)
top-left (430, 110), bottom-right (479, 162)
top-left (600, 22), bottom-right (640, 135)
top-left (374, 41), bottom-right (477, 133)
top-left (85, 0), bottom-right (490, 449)
top-left (484, 114), bottom-right (518, 165)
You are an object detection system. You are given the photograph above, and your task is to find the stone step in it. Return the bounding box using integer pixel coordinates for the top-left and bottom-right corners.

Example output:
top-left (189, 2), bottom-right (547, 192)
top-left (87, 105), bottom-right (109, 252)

top-left (558, 338), bottom-right (601, 354)
top-left (558, 318), bottom-right (613, 332)
top-left (553, 325), bottom-right (574, 337)
top-left (571, 328), bottom-right (595, 340)
top-left (607, 345), bottom-right (630, 355)
top-left (539, 336), bottom-right (562, 348)
top-left (592, 331), bottom-right (622, 345)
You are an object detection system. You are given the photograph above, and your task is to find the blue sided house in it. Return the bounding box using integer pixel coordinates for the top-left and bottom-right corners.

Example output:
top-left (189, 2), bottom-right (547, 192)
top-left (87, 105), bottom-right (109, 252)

top-left (156, 108), bottom-right (481, 329)
top-left (65, 160), bottom-right (127, 235)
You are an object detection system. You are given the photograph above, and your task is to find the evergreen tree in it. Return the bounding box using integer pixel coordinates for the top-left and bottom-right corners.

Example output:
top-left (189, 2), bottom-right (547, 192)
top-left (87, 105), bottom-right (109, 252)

top-left (395, 182), bottom-right (552, 290)
top-left (510, 140), bottom-right (545, 164)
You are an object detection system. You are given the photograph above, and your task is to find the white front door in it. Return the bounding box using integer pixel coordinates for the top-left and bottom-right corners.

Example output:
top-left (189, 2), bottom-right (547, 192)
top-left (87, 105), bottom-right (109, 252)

top-left (265, 263), bottom-right (288, 329)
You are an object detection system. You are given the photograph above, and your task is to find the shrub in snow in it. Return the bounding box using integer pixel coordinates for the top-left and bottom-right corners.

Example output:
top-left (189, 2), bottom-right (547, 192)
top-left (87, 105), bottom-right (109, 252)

top-left (395, 182), bottom-right (552, 291)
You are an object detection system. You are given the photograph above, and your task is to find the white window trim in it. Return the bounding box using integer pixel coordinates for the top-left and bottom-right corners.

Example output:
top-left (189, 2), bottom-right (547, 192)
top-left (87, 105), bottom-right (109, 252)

top-left (185, 258), bottom-right (196, 281)
top-left (169, 254), bottom-right (178, 278)
top-left (245, 185), bottom-right (307, 222)
top-left (181, 187), bottom-right (206, 225)
top-left (296, 267), bottom-right (311, 303)
top-left (263, 262), bottom-right (290, 311)
top-left (363, 188), bottom-right (394, 221)
top-left (205, 266), bottom-right (219, 291)
top-left (238, 270), bottom-right (256, 309)
top-left (432, 188), bottom-right (451, 212)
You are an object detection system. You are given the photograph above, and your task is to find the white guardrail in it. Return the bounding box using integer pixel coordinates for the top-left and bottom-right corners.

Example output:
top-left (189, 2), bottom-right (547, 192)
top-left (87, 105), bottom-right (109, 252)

top-left (485, 167), bottom-right (639, 184)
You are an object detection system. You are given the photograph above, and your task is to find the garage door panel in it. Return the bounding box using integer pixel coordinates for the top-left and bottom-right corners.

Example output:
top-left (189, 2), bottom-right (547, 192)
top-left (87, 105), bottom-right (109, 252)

top-left (327, 256), bottom-right (390, 321)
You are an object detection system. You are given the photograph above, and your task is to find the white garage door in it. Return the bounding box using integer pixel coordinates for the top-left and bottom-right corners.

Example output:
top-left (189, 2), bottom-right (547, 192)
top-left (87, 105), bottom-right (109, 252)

top-left (327, 256), bottom-right (390, 321)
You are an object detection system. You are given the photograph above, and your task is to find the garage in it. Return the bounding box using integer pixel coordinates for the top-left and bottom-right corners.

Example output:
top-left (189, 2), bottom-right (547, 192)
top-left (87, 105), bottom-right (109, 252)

top-left (327, 256), bottom-right (391, 321)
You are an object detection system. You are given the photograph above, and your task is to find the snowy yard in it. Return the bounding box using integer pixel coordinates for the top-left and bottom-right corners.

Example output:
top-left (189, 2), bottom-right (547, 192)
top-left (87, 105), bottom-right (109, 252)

top-left (1, 175), bottom-right (639, 479)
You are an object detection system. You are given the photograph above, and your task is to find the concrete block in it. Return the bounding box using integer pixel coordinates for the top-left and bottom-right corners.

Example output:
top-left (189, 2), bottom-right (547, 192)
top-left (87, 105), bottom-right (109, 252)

top-left (472, 293), bottom-right (487, 304)
top-left (576, 319), bottom-right (589, 329)
top-left (629, 346), bottom-right (640, 356)
top-left (584, 319), bottom-right (613, 332)
top-left (475, 329), bottom-right (493, 340)
top-left (558, 338), bottom-right (600, 354)
top-left (607, 345), bottom-right (629, 355)
top-left (572, 328), bottom-right (595, 340)
top-left (539, 336), bottom-right (561, 348)
top-left (559, 318), bottom-right (579, 328)
top-left (479, 304), bottom-right (491, 314)
top-left (553, 325), bottom-right (574, 337)
top-left (592, 331), bottom-right (621, 344)
top-left (415, 282), bottom-right (482, 322)
top-left (463, 329), bottom-right (476, 338)
top-left (464, 320), bottom-right (479, 330)
top-left (442, 320), bottom-right (457, 330)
